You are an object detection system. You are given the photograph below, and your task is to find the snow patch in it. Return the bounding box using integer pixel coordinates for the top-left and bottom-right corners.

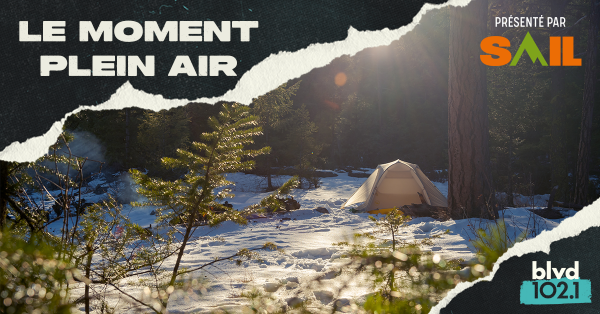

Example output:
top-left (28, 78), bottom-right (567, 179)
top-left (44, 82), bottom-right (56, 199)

top-left (291, 248), bottom-right (338, 259)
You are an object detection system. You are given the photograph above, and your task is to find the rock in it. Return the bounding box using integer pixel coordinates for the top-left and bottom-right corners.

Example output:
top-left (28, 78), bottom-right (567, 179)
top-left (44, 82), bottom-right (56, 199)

top-left (313, 290), bottom-right (334, 304)
top-left (94, 185), bottom-right (109, 195)
top-left (334, 298), bottom-right (351, 309)
top-left (314, 207), bottom-right (329, 214)
top-left (263, 282), bottom-right (280, 292)
top-left (286, 282), bottom-right (299, 290)
top-left (52, 202), bottom-right (63, 217)
top-left (320, 270), bottom-right (339, 280)
top-left (286, 297), bottom-right (304, 307)
top-left (458, 267), bottom-right (472, 279)
top-left (286, 276), bottom-right (299, 283)
top-left (284, 198), bottom-right (301, 211)
top-left (150, 210), bottom-right (156, 215)
top-left (460, 257), bottom-right (480, 267)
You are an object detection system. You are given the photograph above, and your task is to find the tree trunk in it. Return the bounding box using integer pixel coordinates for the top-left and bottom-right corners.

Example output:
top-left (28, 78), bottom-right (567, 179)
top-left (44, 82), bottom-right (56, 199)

top-left (550, 0), bottom-right (570, 201)
top-left (448, 0), bottom-right (495, 218)
top-left (125, 108), bottom-right (130, 168)
top-left (84, 246), bottom-right (93, 314)
top-left (169, 210), bottom-right (196, 288)
top-left (265, 127), bottom-right (273, 191)
top-left (574, 0), bottom-right (599, 206)
top-left (0, 161), bottom-right (8, 229)
top-left (507, 136), bottom-right (514, 207)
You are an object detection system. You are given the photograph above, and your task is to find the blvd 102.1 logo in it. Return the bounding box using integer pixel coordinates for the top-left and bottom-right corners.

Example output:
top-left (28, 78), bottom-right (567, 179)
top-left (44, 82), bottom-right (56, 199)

top-left (520, 261), bottom-right (591, 305)
top-left (480, 32), bottom-right (582, 67)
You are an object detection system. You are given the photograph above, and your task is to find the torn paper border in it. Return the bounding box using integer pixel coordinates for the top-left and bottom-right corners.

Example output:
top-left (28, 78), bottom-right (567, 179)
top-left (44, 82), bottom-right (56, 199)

top-left (7, 0), bottom-right (596, 312)
top-left (0, 0), bottom-right (471, 163)
top-left (431, 200), bottom-right (600, 313)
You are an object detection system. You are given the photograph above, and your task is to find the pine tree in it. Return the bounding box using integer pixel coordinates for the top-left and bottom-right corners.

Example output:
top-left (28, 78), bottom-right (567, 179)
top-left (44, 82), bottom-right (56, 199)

top-left (0, 161), bottom-right (36, 231)
top-left (488, 42), bottom-right (548, 206)
top-left (574, 0), bottom-right (599, 206)
top-left (131, 104), bottom-right (298, 310)
top-left (136, 107), bottom-right (190, 176)
top-left (280, 104), bottom-right (323, 188)
top-left (335, 94), bottom-right (379, 167)
top-left (252, 82), bottom-right (300, 190)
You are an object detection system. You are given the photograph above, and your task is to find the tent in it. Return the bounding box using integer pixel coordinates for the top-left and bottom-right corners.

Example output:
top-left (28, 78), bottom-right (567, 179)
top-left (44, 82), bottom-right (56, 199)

top-left (342, 159), bottom-right (447, 213)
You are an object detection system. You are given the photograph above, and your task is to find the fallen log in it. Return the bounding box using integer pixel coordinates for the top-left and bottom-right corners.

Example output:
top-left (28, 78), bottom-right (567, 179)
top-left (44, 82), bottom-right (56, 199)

top-left (348, 170), bottom-right (370, 178)
top-left (400, 203), bottom-right (454, 221)
top-left (553, 201), bottom-right (585, 211)
top-left (530, 208), bottom-right (563, 219)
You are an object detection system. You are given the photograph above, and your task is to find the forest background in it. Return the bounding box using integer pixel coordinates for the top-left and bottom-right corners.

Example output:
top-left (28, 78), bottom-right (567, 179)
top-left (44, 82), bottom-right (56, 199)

top-left (65, 0), bottom-right (600, 205)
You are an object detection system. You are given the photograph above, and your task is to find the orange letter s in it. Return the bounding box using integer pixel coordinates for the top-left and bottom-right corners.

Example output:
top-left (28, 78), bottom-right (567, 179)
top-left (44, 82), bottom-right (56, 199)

top-left (480, 36), bottom-right (511, 66)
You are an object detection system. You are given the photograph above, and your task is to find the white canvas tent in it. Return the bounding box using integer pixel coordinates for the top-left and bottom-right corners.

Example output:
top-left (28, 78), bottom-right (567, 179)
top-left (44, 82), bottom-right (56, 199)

top-left (342, 159), bottom-right (447, 213)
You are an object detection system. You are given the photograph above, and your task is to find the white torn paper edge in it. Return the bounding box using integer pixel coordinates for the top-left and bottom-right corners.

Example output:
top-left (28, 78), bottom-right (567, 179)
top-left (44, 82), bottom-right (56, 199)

top-left (10, 0), bottom-right (595, 312)
top-left (0, 0), bottom-right (471, 162)
top-left (431, 200), bottom-right (600, 313)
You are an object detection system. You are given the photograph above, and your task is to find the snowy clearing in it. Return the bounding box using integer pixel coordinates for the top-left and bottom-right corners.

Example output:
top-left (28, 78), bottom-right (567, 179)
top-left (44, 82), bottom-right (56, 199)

top-left (33, 169), bottom-right (575, 313)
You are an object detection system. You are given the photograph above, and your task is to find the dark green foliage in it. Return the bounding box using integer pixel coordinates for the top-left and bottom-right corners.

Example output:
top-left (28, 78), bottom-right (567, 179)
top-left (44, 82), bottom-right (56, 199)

top-left (132, 103), bottom-right (299, 311)
top-left (0, 229), bottom-right (76, 314)
top-left (335, 95), bottom-right (381, 167)
top-left (66, 106), bottom-right (190, 177)
top-left (470, 221), bottom-right (526, 272)
top-left (135, 108), bottom-right (190, 177)
top-left (0, 160), bottom-right (37, 231)
top-left (131, 103), bottom-right (271, 229)
top-left (0, 132), bottom-right (180, 314)
top-left (368, 208), bottom-right (411, 252)
top-left (251, 82), bottom-right (302, 189)
top-left (248, 177), bottom-right (300, 213)
top-left (486, 0), bottom-right (598, 200)
top-left (359, 247), bottom-right (459, 314)
top-left (334, 211), bottom-right (461, 313)
top-left (65, 109), bottom-right (137, 168)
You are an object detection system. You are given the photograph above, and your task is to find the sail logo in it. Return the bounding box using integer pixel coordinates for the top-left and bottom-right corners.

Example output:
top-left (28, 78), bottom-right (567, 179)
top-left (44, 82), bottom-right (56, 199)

top-left (480, 32), bottom-right (581, 66)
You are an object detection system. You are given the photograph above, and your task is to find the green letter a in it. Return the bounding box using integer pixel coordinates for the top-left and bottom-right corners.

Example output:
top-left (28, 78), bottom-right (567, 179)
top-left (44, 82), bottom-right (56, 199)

top-left (510, 32), bottom-right (548, 66)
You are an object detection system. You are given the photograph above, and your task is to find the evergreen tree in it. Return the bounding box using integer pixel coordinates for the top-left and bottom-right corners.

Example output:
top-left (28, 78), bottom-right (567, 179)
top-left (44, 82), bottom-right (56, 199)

top-left (574, 0), bottom-right (599, 205)
top-left (287, 105), bottom-right (324, 188)
top-left (549, 0), bottom-right (572, 201)
top-left (335, 94), bottom-right (379, 167)
top-left (136, 107), bottom-right (190, 177)
top-left (488, 39), bottom-right (549, 205)
top-left (252, 82), bottom-right (300, 190)
top-left (131, 104), bottom-right (298, 310)
top-left (0, 161), bottom-right (32, 230)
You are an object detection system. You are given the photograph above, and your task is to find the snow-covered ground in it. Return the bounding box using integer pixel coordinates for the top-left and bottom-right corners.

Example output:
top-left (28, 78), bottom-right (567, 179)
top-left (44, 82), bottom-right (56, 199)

top-left (32, 169), bottom-right (577, 313)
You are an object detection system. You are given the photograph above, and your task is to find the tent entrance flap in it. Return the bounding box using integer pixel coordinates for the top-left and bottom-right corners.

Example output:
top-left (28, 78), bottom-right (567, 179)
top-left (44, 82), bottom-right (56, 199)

top-left (370, 192), bottom-right (422, 210)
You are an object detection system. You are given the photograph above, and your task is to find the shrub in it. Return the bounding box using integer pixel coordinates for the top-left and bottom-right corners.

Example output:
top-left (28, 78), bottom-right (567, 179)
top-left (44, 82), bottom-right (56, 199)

top-left (0, 229), bottom-right (78, 314)
top-left (470, 221), bottom-right (526, 272)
